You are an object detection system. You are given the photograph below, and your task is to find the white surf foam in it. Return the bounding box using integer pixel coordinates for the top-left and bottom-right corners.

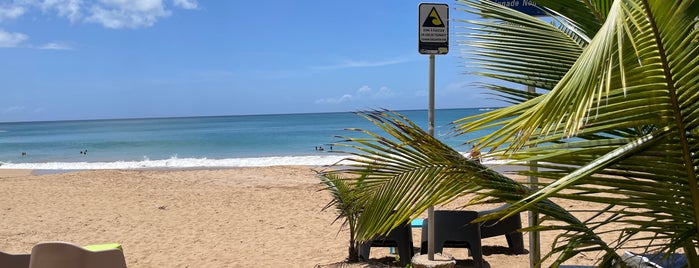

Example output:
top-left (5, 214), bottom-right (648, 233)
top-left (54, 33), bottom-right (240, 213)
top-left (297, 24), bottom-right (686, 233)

top-left (0, 155), bottom-right (349, 170)
top-left (0, 152), bottom-right (508, 170)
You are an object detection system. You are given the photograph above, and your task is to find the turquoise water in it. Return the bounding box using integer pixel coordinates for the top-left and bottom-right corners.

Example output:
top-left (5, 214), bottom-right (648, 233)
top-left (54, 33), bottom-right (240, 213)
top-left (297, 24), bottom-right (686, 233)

top-left (0, 108), bottom-right (495, 169)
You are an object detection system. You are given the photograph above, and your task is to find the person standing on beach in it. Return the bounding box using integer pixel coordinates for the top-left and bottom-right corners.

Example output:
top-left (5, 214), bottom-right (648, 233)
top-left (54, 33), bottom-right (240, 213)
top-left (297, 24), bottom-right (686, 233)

top-left (468, 145), bottom-right (481, 163)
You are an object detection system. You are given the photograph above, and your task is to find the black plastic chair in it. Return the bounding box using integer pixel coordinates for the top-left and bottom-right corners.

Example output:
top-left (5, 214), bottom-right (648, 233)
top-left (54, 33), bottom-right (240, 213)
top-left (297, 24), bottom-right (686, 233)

top-left (359, 221), bottom-right (414, 267)
top-left (420, 210), bottom-right (484, 268)
top-left (477, 205), bottom-right (526, 254)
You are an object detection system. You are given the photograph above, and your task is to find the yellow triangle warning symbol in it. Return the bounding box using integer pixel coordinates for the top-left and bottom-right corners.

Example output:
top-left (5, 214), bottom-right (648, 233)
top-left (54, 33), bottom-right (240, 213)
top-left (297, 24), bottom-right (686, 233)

top-left (422, 7), bottom-right (445, 27)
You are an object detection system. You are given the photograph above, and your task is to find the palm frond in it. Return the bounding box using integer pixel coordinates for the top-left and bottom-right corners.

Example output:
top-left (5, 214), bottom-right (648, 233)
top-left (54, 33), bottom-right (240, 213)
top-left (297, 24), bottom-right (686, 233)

top-left (457, 0), bottom-right (699, 264)
top-left (322, 110), bottom-right (618, 265)
top-left (456, 0), bottom-right (590, 94)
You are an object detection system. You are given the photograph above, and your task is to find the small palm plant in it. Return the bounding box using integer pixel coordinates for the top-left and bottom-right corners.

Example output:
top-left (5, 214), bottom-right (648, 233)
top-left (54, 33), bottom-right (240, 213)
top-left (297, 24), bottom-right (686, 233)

top-left (318, 172), bottom-right (365, 262)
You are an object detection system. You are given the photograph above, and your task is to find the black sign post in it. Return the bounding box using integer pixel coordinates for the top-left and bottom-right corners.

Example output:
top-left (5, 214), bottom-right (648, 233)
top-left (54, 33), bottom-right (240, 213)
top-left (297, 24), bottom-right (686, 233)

top-left (418, 3), bottom-right (449, 263)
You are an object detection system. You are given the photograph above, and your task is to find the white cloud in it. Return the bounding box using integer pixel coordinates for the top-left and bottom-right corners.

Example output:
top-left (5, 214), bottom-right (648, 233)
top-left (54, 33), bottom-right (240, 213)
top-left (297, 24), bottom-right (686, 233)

top-left (0, 29), bottom-right (28, 48)
top-left (0, 0), bottom-right (199, 49)
top-left (0, 5), bottom-right (26, 21)
top-left (355, 85), bottom-right (397, 100)
top-left (356, 85), bottom-right (372, 95)
top-left (315, 86), bottom-right (398, 104)
top-left (173, 0), bottom-right (197, 10)
top-left (86, 5), bottom-right (170, 29)
top-left (1, 106), bottom-right (45, 118)
top-left (38, 0), bottom-right (83, 23)
top-left (3, 0), bottom-right (198, 29)
top-left (311, 57), bottom-right (415, 70)
top-left (370, 86), bottom-right (397, 100)
top-left (84, 0), bottom-right (172, 29)
top-left (315, 94), bottom-right (354, 104)
top-left (36, 42), bottom-right (73, 50)
top-left (2, 106), bottom-right (26, 114)
top-left (99, 0), bottom-right (165, 12)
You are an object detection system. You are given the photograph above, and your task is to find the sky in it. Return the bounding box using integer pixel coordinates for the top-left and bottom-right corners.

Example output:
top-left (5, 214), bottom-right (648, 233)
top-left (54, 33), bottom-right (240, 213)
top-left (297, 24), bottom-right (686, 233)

top-left (0, 0), bottom-right (504, 122)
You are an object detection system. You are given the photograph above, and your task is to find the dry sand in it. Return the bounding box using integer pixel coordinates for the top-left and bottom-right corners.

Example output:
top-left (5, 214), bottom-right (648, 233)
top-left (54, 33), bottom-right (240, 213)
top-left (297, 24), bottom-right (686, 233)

top-left (1, 167), bottom-right (608, 267)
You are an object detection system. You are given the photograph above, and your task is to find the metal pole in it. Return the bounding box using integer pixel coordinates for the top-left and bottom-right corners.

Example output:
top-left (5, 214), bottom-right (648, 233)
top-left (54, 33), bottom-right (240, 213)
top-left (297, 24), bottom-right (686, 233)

top-left (528, 168), bottom-right (540, 267)
top-left (527, 85), bottom-right (541, 267)
top-left (427, 54), bottom-right (436, 261)
top-left (428, 57), bottom-right (435, 140)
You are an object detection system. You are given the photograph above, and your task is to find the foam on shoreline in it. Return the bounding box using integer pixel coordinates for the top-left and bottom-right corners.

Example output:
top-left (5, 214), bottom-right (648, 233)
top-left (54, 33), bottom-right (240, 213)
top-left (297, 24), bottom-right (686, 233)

top-left (0, 155), bottom-right (346, 170)
top-left (0, 152), bottom-right (512, 170)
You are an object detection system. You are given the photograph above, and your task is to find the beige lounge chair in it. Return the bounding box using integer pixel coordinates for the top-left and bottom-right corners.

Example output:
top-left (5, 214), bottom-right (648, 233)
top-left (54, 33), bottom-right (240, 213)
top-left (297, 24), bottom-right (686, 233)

top-left (0, 250), bottom-right (31, 268)
top-left (28, 241), bottom-right (126, 268)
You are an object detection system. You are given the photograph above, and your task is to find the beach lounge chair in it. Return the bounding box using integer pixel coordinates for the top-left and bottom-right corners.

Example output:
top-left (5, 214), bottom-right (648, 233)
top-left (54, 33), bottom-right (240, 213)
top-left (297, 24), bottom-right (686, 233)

top-left (620, 251), bottom-right (687, 268)
top-left (0, 250), bottom-right (31, 268)
top-left (420, 210), bottom-right (484, 268)
top-left (559, 251), bottom-right (687, 267)
top-left (359, 221), bottom-right (414, 267)
top-left (28, 241), bottom-right (126, 268)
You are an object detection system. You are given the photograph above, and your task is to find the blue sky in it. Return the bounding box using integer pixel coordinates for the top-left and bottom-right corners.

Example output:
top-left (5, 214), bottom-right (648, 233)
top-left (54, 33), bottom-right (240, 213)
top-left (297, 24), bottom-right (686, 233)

top-left (0, 0), bottom-right (503, 122)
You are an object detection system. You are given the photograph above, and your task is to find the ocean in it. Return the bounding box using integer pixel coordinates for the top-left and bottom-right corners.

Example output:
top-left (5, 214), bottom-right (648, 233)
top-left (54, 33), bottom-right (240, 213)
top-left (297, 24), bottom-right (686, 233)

top-left (0, 108), bottom-right (496, 170)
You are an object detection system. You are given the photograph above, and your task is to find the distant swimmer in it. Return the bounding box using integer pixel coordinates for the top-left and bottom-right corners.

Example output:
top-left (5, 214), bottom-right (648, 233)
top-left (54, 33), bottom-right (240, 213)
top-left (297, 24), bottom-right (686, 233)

top-left (21, 152), bottom-right (27, 157)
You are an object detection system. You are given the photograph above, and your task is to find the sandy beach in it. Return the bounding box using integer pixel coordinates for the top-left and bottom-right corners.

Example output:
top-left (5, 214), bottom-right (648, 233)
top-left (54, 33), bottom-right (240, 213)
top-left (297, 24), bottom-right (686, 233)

top-left (1, 166), bottom-right (606, 267)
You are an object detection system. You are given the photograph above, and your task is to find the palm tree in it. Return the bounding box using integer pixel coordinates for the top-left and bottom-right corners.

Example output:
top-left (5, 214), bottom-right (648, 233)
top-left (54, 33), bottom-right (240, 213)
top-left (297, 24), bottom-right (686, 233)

top-left (321, 0), bottom-right (699, 267)
top-left (318, 172), bottom-right (365, 262)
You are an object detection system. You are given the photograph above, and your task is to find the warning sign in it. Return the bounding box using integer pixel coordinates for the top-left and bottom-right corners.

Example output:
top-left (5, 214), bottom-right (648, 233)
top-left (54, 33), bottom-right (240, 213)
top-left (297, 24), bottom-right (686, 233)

top-left (418, 3), bottom-right (448, 55)
top-left (422, 7), bottom-right (445, 27)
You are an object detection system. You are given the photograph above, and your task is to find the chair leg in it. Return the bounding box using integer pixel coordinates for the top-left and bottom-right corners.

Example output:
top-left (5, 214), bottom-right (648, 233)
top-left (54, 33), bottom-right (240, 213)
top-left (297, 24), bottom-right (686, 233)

top-left (506, 232), bottom-right (526, 254)
top-left (397, 237), bottom-right (413, 267)
top-left (359, 242), bottom-right (371, 261)
top-left (468, 238), bottom-right (484, 268)
top-left (433, 238), bottom-right (445, 255)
